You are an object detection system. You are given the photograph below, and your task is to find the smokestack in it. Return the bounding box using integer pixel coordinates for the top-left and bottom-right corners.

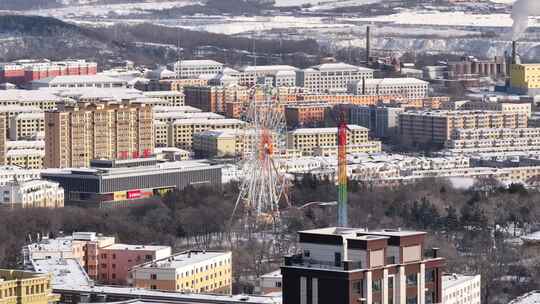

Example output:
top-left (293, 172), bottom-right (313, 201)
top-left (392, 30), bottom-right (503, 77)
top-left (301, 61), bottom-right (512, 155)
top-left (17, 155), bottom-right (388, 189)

top-left (366, 26), bottom-right (370, 64)
top-left (512, 40), bottom-right (517, 64)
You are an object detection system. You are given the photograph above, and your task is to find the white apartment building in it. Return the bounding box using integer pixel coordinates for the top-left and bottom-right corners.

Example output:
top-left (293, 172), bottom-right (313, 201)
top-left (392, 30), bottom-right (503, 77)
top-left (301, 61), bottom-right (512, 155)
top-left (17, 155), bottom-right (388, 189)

top-left (296, 63), bottom-right (374, 94)
top-left (0, 89), bottom-right (63, 110)
top-left (174, 60), bottom-right (223, 79)
top-left (349, 78), bottom-right (429, 99)
top-left (238, 65), bottom-right (298, 87)
top-left (0, 179), bottom-right (64, 208)
top-left (30, 75), bottom-right (127, 89)
top-left (0, 166), bottom-right (42, 185)
top-left (445, 128), bottom-right (540, 153)
top-left (442, 274), bottom-right (481, 304)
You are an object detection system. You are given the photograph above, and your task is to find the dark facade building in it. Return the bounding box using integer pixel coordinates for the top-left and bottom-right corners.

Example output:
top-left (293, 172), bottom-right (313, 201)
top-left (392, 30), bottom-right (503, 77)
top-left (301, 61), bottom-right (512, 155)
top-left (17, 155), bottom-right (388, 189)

top-left (282, 227), bottom-right (445, 304)
top-left (349, 105), bottom-right (403, 139)
top-left (41, 158), bottom-right (221, 208)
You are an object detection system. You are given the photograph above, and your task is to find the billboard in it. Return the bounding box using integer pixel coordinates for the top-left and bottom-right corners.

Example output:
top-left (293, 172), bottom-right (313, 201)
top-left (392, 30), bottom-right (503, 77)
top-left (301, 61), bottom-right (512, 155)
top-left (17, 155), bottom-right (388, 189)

top-left (113, 191), bottom-right (127, 201)
top-left (127, 189), bottom-right (142, 199)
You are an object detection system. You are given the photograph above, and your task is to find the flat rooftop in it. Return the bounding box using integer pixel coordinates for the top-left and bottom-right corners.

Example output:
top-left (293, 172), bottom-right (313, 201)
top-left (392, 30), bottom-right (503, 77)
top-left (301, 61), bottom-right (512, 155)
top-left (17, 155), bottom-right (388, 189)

top-left (104, 244), bottom-right (170, 251)
top-left (442, 274), bottom-right (480, 290)
top-left (137, 251), bottom-right (230, 270)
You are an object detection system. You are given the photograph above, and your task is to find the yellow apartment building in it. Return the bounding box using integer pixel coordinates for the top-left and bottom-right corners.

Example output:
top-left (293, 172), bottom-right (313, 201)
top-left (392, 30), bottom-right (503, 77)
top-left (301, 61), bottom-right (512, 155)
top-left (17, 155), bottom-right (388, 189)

top-left (0, 269), bottom-right (59, 304)
top-left (9, 113), bottom-right (44, 140)
top-left (167, 118), bottom-right (245, 150)
top-left (286, 125), bottom-right (370, 155)
top-left (44, 101), bottom-right (154, 168)
top-left (129, 251), bottom-right (232, 294)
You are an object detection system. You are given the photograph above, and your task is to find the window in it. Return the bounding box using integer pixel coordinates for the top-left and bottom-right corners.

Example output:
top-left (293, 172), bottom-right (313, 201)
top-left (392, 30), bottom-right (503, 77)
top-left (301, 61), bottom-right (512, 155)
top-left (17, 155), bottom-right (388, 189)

top-left (426, 269), bottom-right (435, 282)
top-left (276, 282), bottom-right (282, 288)
top-left (426, 291), bottom-right (435, 304)
top-left (353, 280), bottom-right (363, 296)
top-left (112, 264), bottom-right (116, 269)
top-left (406, 296), bottom-right (417, 304)
top-left (372, 279), bottom-right (382, 292)
top-left (150, 285), bottom-right (157, 290)
top-left (112, 274), bottom-right (116, 279)
top-left (303, 250), bottom-right (310, 257)
top-left (151, 274), bottom-right (157, 280)
top-left (145, 255), bottom-right (152, 260)
top-left (406, 273), bottom-right (417, 286)
top-left (112, 254), bottom-right (116, 259)
top-left (388, 276), bottom-right (394, 289)
top-left (334, 252), bottom-right (342, 267)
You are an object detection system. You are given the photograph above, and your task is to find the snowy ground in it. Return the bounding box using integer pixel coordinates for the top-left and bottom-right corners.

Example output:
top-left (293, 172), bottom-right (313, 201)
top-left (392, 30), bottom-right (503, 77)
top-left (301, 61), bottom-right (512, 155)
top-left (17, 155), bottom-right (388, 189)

top-left (274, 0), bottom-right (383, 8)
top-left (27, 0), bottom-right (199, 18)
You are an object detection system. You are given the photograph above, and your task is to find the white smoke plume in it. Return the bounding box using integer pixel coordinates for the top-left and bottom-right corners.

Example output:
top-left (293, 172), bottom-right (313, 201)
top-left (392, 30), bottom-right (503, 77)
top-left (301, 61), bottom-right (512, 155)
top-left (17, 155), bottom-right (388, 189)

top-left (511, 0), bottom-right (540, 39)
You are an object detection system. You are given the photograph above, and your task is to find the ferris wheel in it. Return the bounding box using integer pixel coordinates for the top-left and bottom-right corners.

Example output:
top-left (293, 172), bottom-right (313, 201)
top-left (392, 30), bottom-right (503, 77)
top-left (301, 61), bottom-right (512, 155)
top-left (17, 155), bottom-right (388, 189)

top-left (231, 84), bottom-right (289, 236)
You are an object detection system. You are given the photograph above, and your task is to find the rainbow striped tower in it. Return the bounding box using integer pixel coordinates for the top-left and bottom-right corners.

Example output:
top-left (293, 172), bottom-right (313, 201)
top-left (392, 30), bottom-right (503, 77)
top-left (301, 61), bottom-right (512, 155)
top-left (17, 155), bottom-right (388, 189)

top-left (337, 114), bottom-right (348, 227)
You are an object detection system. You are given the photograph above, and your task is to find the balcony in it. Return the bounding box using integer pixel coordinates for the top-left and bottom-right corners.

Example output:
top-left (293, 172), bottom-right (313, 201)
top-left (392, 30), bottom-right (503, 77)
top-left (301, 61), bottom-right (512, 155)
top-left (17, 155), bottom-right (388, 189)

top-left (284, 254), bottom-right (363, 271)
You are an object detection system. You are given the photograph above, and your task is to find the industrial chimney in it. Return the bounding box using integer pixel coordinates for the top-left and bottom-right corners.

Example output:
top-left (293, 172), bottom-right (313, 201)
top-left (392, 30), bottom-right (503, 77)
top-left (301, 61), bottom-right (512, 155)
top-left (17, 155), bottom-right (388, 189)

top-left (512, 40), bottom-right (517, 64)
top-left (366, 26), bottom-right (371, 64)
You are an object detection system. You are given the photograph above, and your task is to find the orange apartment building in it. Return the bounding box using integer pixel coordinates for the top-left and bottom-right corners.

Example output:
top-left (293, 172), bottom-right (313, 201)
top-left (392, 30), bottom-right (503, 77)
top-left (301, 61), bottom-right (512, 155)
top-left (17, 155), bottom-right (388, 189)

top-left (284, 103), bottom-right (332, 128)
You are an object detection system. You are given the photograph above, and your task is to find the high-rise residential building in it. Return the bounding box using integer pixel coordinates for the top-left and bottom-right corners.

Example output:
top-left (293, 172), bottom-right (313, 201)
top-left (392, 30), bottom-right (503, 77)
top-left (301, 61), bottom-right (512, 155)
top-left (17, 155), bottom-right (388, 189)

top-left (349, 78), bottom-right (429, 99)
top-left (173, 60), bottom-right (223, 79)
top-left (0, 269), bottom-right (60, 304)
top-left (296, 63), bottom-right (374, 94)
top-left (44, 101), bottom-right (154, 168)
top-left (281, 227), bottom-right (445, 304)
top-left (398, 110), bottom-right (528, 147)
top-left (129, 250), bottom-right (232, 294)
top-left (349, 105), bottom-right (404, 139)
top-left (0, 180), bottom-right (64, 208)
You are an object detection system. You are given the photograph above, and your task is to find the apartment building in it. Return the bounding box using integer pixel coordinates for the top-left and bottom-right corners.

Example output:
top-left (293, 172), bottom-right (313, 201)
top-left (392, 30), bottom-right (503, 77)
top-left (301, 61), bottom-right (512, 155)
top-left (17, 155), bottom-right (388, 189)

top-left (154, 120), bottom-right (169, 147)
top-left (300, 94), bottom-right (393, 106)
top-left (399, 110), bottom-right (528, 147)
top-left (6, 149), bottom-right (44, 169)
top-left (297, 63), bottom-right (374, 94)
top-left (349, 78), bottom-right (429, 99)
top-left (445, 127), bottom-right (540, 153)
top-left (287, 125), bottom-right (370, 155)
top-left (0, 167), bottom-right (41, 186)
top-left (192, 129), bottom-right (244, 158)
top-left (44, 101), bottom-right (154, 168)
top-left (349, 106), bottom-right (404, 139)
top-left (22, 231), bottom-right (172, 286)
top-left (143, 91), bottom-right (185, 107)
top-left (184, 85), bottom-right (252, 114)
top-left (10, 113), bottom-right (44, 140)
top-left (284, 103), bottom-right (331, 128)
top-left (30, 75), bottom-right (127, 89)
top-left (238, 65), bottom-right (297, 87)
top-left (282, 227), bottom-right (445, 304)
top-left (98, 244), bottom-right (171, 285)
top-left (509, 63), bottom-right (540, 96)
top-left (0, 59), bottom-right (97, 84)
top-left (459, 100), bottom-right (531, 117)
top-left (168, 118), bottom-right (245, 150)
top-left (442, 274), bottom-right (481, 304)
top-left (0, 180), bottom-right (63, 208)
top-left (169, 78), bottom-right (208, 92)
top-left (129, 250), bottom-right (232, 294)
top-left (0, 90), bottom-right (63, 110)
top-left (313, 142), bottom-right (382, 157)
top-left (173, 60), bottom-right (223, 79)
top-left (0, 269), bottom-right (59, 304)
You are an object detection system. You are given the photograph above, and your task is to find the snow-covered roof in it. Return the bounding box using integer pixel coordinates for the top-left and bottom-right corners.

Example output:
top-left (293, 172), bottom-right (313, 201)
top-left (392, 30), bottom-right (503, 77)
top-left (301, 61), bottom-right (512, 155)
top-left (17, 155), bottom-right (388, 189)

top-left (176, 59), bottom-right (223, 67)
top-left (0, 89), bottom-right (63, 102)
top-left (363, 78), bottom-right (428, 86)
top-left (32, 75), bottom-right (126, 85)
top-left (290, 125), bottom-right (368, 135)
top-left (311, 62), bottom-right (373, 72)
